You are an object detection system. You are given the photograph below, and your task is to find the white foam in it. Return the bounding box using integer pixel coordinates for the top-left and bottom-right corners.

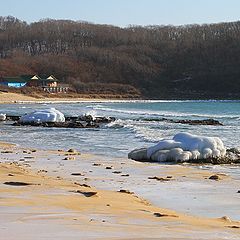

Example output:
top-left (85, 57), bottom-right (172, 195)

top-left (0, 113), bottom-right (6, 121)
top-left (91, 105), bottom-right (239, 120)
top-left (19, 108), bottom-right (65, 123)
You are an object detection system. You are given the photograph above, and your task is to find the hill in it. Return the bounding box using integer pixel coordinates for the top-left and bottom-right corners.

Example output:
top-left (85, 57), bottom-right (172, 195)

top-left (1, 16), bottom-right (240, 99)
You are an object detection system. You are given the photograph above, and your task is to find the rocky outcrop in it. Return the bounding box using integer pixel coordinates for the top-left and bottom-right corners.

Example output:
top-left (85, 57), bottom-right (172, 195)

top-left (11, 115), bottom-right (115, 129)
top-left (129, 147), bottom-right (240, 164)
top-left (128, 133), bottom-right (240, 164)
top-left (143, 118), bottom-right (223, 126)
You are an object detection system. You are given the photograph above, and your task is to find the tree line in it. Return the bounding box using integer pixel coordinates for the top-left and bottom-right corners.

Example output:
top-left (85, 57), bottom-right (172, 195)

top-left (1, 16), bottom-right (240, 98)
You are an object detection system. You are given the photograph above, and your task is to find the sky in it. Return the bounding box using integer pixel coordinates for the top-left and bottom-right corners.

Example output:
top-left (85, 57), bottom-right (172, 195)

top-left (1, 0), bottom-right (240, 27)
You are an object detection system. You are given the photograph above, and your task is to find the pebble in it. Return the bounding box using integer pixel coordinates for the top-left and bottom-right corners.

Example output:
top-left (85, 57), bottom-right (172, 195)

top-left (118, 189), bottom-right (134, 194)
top-left (209, 175), bottom-right (221, 180)
top-left (105, 166), bottom-right (113, 169)
top-left (93, 163), bottom-right (101, 166)
top-left (63, 156), bottom-right (75, 160)
top-left (71, 173), bottom-right (84, 176)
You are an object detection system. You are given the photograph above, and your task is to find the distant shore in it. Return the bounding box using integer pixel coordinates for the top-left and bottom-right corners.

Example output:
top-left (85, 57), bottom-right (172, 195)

top-left (0, 92), bottom-right (138, 104)
top-left (1, 92), bottom-right (240, 104)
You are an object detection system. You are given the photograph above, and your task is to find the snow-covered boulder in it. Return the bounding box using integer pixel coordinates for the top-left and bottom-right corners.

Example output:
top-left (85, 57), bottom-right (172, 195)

top-left (129, 132), bottom-right (226, 163)
top-left (0, 113), bottom-right (6, 121)
top-left (19, 108), bottom-right (65, 123)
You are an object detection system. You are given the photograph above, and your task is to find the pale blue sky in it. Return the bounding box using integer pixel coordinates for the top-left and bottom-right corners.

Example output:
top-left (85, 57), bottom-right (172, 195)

top-left (1, 0), bottom-right (240, 27)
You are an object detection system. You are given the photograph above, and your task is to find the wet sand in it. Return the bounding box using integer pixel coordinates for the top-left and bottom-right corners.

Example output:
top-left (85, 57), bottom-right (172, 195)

top-left (0, 143), bottom-right (240, 239)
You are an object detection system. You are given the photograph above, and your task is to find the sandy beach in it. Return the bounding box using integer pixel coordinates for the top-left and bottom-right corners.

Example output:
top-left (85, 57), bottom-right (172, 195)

top-left (0, 92), bottom-right (133, 104)
top-left (0, 142), bottom-right (239, 240)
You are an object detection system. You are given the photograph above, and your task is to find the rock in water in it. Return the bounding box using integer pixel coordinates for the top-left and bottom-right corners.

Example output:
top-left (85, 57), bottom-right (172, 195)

top-left (19, 108), bottom-right (65, 123)
top-left (129, 132), bottom-right (227, 163)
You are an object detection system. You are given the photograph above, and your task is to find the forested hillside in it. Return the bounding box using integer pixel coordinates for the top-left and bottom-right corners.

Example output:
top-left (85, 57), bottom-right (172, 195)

top-left (1, 16), bottom-right (240, 99)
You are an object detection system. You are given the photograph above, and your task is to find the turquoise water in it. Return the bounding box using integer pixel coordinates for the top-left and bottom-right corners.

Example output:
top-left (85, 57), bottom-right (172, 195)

top-left (0, 100), bottom-right (240, 157)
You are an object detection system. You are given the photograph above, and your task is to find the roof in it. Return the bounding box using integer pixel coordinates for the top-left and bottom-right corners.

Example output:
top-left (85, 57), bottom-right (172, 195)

top-left (20, 75), bottom-right (40, 81)
top-left (34, 75), bottom-right (59, 82)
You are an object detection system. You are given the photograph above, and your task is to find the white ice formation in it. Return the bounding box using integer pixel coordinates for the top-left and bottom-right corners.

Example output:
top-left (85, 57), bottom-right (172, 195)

top-left (0, 113), bottom-right (6, 121)
top-left (19, 108), bottom-right (65, 123)
top-left (129, 132), bottom-right (226, 162)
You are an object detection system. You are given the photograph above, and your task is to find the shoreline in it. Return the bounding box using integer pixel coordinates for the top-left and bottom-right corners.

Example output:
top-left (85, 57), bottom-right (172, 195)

top-left (1, 92), bottom-right (240, 104)
top-left (0, 141), bottom-right (240, 239)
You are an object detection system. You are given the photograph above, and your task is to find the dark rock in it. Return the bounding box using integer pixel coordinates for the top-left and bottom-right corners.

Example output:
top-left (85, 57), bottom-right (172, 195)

top-left (227, 226), bottom-right (240, 229)
top-left (143, 117), bottom-right (223, 126)
top-left (227, 148), bottom-right (240, 154)
top-left (1, 150), bottom-right (13, 154)
top-left (4, 181), bottom-right (33, 186)
top-left (118, 189), bottom-right (134, 194)
top-left (12, 114), bottom-right (115, 129)
top-left (63, 156), bottom-right (75, 160)
top-left (209, 175), bottom-right (220, 180)
top-left (72, 190), bottom-right (97, 197)
top-left (174, 119), bottom-right (223, 126)
top-left (79, 184), bottom-right (91, 188)
top-left (148, 176), bottom-right (171, 181)
top-left (93, 163), bottom-right (101, 166)
top-left (12, 121), bottom-right (21, 126)
top-left (153, 212), bottom-right (178, 218)
top-left (105, 166), bottom-right (113, 169)
top-left (37, 169), bottom-right (48, 173)
top-left (74, 182), bottom-right (91, 188)
top-left (71, 173), bottom-right (84, 176)
top-left (6, 115), bottom-right (20, 121)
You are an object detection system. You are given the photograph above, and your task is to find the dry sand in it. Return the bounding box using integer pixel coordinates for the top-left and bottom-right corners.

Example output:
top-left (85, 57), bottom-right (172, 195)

top-left (0, 92), bottom-right (126, 104)
top-left (0, 144), bottom-right (239, 239)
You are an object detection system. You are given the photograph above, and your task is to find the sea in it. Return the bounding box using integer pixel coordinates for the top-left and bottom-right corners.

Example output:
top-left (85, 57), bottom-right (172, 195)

top-left (1, 100), bottom-right (240, 221)
top-left (0, 100), bottom-right (240, 158)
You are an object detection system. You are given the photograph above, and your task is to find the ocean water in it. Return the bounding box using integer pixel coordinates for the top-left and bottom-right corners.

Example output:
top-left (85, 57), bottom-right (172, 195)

top-left (0, 100), bottom-right (240, 158)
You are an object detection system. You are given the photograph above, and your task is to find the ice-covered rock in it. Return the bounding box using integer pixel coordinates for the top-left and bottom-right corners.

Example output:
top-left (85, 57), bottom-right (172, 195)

top-left (19, 108), bottom-right (65, 123)
top-left (0, 113), bottom-right (6, 121)
top-left (129, 132), bottom-right (226, 163)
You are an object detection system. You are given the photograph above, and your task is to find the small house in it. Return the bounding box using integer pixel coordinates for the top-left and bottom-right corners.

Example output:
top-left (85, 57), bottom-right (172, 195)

top-left (22, 74), bottom-right (58, 88)
top-left (0, 74), bottom-right (69, 93)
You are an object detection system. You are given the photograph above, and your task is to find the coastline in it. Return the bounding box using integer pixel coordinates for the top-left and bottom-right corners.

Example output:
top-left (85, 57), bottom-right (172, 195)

top-left (0, 141), bottom-right (240, 239)
top-left (0, 92), bottom-right (125, 104)
top-left (1, 92), bottom-right (240, 104)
